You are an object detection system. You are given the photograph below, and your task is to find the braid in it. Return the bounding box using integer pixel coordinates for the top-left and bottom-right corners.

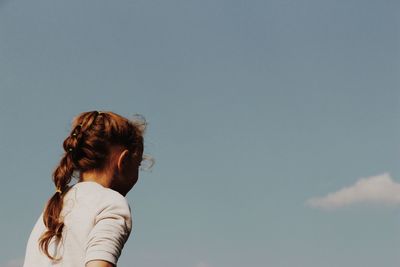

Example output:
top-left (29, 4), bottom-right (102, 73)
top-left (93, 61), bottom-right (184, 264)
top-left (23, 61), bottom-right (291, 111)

top-left (38, 114), bottom-right (93, 260)
top-left (38, 152), bottom-right (74, 261)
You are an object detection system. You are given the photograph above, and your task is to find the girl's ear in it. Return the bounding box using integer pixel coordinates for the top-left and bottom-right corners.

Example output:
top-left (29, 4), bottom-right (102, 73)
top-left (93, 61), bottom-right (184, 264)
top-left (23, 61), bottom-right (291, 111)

top-left (117, 149), bottom-right (130, 173)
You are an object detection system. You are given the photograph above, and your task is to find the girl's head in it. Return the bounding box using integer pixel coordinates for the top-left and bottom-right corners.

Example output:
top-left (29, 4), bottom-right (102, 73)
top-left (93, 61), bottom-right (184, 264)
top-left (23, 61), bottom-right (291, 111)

top-left (59, 110), bottom-right (148, 195)
top-left (39, 110), bottom-right (152, 260)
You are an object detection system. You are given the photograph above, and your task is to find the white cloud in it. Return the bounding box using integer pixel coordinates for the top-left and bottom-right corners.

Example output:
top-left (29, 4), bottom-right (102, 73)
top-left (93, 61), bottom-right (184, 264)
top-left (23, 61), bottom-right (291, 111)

top-left (306, 173), bottom-right (400, 209)
top-left (1, 258), bottom-right (24, 267)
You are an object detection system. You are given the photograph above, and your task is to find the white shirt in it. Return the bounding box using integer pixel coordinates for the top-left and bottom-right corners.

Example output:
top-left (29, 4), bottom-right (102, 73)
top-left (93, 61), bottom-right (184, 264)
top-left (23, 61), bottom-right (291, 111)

top-left (23, 181), bottom-right (132, 267)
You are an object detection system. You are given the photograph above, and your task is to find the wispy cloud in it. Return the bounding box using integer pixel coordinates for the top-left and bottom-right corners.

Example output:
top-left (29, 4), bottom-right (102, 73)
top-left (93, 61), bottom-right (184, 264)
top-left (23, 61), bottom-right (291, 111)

top-left (306, 173), bottom-right (400, 210)
top-left (1, 258), bottom-right (24, 267)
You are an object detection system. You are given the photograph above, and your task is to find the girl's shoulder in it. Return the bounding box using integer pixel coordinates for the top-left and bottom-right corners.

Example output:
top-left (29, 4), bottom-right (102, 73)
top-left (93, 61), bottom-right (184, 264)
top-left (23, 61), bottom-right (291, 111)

top-left (68, 181), bottom-right (123, 198)
top-left (64, 181), bottom-right (131, 216)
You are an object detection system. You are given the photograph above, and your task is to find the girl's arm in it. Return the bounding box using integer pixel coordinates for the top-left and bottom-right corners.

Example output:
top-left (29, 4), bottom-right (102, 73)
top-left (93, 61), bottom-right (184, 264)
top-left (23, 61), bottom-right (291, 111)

top-left (85, 192), bottom-right (132, 267)
top-left (86, 260), bottom-right (115, 267)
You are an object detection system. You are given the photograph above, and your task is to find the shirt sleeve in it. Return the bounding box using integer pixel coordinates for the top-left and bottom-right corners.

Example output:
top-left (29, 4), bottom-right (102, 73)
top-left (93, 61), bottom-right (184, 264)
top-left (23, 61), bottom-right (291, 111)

top-left (85, 192), bottom-right (132, 266)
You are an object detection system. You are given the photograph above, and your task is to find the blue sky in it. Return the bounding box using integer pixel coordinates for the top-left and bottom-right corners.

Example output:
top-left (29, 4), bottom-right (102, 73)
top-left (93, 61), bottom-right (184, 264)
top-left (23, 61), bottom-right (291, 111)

top-left (0, 0), bottom-right (399, 266)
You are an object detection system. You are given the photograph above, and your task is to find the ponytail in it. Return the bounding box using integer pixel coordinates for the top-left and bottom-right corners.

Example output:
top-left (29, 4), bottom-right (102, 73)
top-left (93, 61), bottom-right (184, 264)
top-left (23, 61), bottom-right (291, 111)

top-left (38, 149), bottom-right (74, 260)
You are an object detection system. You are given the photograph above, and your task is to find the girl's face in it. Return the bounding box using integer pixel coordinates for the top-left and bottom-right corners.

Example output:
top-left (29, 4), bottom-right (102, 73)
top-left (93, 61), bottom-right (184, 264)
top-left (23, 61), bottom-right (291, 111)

top-left (114, 148), bottom-right (143, 196)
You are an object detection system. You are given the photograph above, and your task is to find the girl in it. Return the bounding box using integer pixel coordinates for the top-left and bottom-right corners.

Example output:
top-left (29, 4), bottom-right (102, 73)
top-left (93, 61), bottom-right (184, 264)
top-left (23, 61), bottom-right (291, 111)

top-left (23, 110), bottom-right (152, 267)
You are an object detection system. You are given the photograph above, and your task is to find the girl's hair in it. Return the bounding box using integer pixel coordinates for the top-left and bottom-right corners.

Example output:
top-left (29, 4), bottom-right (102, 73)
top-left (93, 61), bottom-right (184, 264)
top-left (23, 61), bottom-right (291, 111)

top-left (38, 111), bottom-right (153, 261)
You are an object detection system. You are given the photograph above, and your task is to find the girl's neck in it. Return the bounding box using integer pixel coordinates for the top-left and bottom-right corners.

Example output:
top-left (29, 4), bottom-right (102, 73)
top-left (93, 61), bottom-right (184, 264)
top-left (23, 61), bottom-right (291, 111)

top-left (80, 170), bottom-right (113, 189)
